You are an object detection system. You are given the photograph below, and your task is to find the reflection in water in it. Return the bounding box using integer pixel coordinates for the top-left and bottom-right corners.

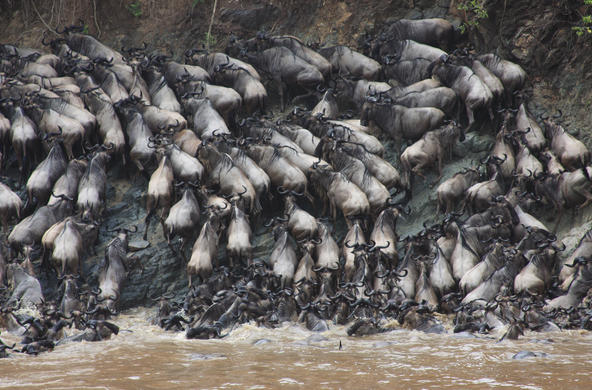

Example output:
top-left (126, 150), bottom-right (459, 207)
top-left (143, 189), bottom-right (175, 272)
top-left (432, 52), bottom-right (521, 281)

top-left (2, 309), bottom-right (592, 389)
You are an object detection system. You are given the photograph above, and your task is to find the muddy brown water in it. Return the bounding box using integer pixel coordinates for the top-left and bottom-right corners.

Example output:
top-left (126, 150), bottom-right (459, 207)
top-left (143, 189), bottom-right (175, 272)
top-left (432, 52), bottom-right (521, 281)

top-left (1, 309), bottom-right (592, 389)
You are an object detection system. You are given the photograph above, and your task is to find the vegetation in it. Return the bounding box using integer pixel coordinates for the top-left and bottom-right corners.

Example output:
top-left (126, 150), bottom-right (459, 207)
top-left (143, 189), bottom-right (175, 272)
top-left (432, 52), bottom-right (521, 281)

top-left (203, 32), bottom-right (216, 48)
top-left (572, 0), bottom-right (592, 36)
top-left (126, 1), bottom-right (142, 18)
top-left (456, 0), bottom-right (488, 34)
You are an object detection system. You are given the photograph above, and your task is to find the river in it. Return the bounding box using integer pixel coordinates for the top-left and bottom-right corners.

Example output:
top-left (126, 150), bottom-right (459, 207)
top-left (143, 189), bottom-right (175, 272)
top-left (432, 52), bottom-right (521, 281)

top-left (1, 309), bottom-right (591, 389)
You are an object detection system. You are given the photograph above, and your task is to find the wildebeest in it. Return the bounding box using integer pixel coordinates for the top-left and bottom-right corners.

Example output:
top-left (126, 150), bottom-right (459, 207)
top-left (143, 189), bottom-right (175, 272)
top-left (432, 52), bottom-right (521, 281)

top-left (25, 138), bottom-right (67, 209)
top-left (477, 53), bottom-right (526, 105)
top-left (360, 100), bottom-right (445, 148)
top-left (400, 122), bottom-right (464, 189)
top-left (187, 215), bottom-right (220, 287)
top-left (436, 168), bottom-right (481, 214)
top-left (94, 227), bottom-right (138, 314)
top-left (77, 150), bottom-right (110, 221)
top-left (309, 164), bottom-right (369, 223)
top-left (334, 77), bottom-right (391, 110)
top-left (0, 180), bottom-right (23, 232)
top-left (164, 183), bottom-right (201, 255)
top-left (545, 120), bottom-right (590, 171)
top-left (319, 46), bottom-right (381, 80)
top-left (429, 55), bottom-right (493, 130)
top-left (240, 46), bottom-right (324, 110)
top-left (6, 263), bottom-right (44, 308)
top-left (379, 18), bottom-right (455, 50)
top-left (199, 143), bottom-right (258, 213)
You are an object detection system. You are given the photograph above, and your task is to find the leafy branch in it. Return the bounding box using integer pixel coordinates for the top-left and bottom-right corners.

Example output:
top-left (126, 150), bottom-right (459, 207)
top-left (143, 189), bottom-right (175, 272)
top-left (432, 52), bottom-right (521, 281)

top-left (457, 0), bottom-right (488, 34)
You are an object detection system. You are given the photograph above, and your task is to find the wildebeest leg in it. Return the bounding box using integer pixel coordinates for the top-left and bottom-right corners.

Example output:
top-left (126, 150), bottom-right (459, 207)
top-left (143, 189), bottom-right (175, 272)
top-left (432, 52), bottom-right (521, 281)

top-left (465, 106), bottom-right (475, 132)
top-left (275, 76), bottom-right (286, 111)
top-left (159, 215), bottom-right (168, 240)
top-left (330, 201), bottom-right (337, 222)
top-left (553, 208), bottom-right (564, 233)
top-left (144, 210), bottom-right (153, 241)
top-left (432, 152), bottom-right (443, 186)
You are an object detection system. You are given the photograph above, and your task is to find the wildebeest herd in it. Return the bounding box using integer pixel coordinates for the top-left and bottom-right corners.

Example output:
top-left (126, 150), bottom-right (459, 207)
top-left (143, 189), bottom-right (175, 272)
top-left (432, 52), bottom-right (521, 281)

top-left (1, 17), bottom-right (592, 356)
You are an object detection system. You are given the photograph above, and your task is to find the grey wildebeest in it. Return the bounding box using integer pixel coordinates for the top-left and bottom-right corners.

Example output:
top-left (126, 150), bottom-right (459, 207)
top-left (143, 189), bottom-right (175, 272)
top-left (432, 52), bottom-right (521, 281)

top-left (244, 143), bottom-right (308, 202)
top-left (369, 208), bottom-right (399, 266)
top-left (48, 158), bottom-right (87, 206)
top-left (218, 143), bottom-right (270, 207)
top-left (282, 194), bottom-right (318, 241)
top-left (400, 122), bottom-right (464, 190)
top-left (436, 168), bottom-right (481, 214)
top-left (143, 144), bottom-right (174, 240)
top-left (41, 216), bottom-right (99, 273)
top-left (4, 100), bottom-right (39, 181)
top-left (141, 62), bottom-right (181, 113)
top-left (198, 143), bottom-right (258, 213)
top-left (185, 50), bottom-right (260, 80)
top-left (268, 223), bottom-right (300, 288)
top-left (319, 46), bottom-right (381, 80)
top-left (387, 86), bottom-right (458, 117)
top-left (0, 181), bottom-right (23, 232)
top-left (360, 99), bottom-right (445, 149)
top-left (311, 89), bottom-right (339, 119)
top-left (6, 263), bottom-right (44, 308)
top-left (164, 182), bottom-right (201, 256)
top-left (380, 39), bottom-right (446, 85)
top-left (115, 98), bottom-right (155, 173)
top-left (209, 57), bottom-right (267, 114)
top-left (248, 34), bottom-right (332, 77)
top-left (309, 163), bottom-right (369, 224)
top-left (226, 199), bottom-right (253, 267)
top-left (339, 141), bottom-right (402, 190)
top-left (182, 80), bottom-right (240, 128)
top-left (187, 215), bottom-right (220, 287)
top-left (50, 218), bottom-right (85, 278)
top-left (93, 227), bottom-right (138, 314)
top-left (324, 145), bottom-right (391, 213)
top-left (380, 18), bottom-right (455, 50)
top-left (429, 55), bottom-right (493, 130)
top-left (515, 103), bottom-right (546, 153)
top-left (275, 121), bottom-right (321, 155)
top-left (7, 194), bottom-right (73, 260)
top-left (240, 46), bottom-right (324, 110)
top-left (182, 96), bottom-right (231, 140)
top-left (334, 77), bottom-right (391, 110)
top-left (76, 73), bottom-right (126, 161)
top-left (25, 138), bottom-right (67, 210)
top-left (558, 228), bottom-right (592, 290)
top-left (477, 53), bottom-right (526, 106)
top-left (534, 168), bottom-right (592, 229)
top-left (545, 120), bottom-right (590, 171)
top-left (77, 150), bottom-right (110, 221)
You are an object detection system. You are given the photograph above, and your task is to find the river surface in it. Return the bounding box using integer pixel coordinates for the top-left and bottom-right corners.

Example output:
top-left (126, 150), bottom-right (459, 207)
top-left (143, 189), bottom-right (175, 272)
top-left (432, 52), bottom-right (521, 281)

top-left (1, 309), bottom-right (591, 389)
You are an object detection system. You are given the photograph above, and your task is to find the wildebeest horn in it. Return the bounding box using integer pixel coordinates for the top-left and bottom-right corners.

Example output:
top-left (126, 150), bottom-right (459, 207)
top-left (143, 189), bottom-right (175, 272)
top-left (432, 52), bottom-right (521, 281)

top-left (277, 186), bottom-right (290, 195)
top-left (237, 185), bottom-right (248, 198)
top-left (51, 192), bottom-right (74, 201)
top-left (565, 257), bottom-right (588, 267)
top-left (369, 241), bottom-right (390, 252)
top-left (552, 242), bottom-right (566, 252)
